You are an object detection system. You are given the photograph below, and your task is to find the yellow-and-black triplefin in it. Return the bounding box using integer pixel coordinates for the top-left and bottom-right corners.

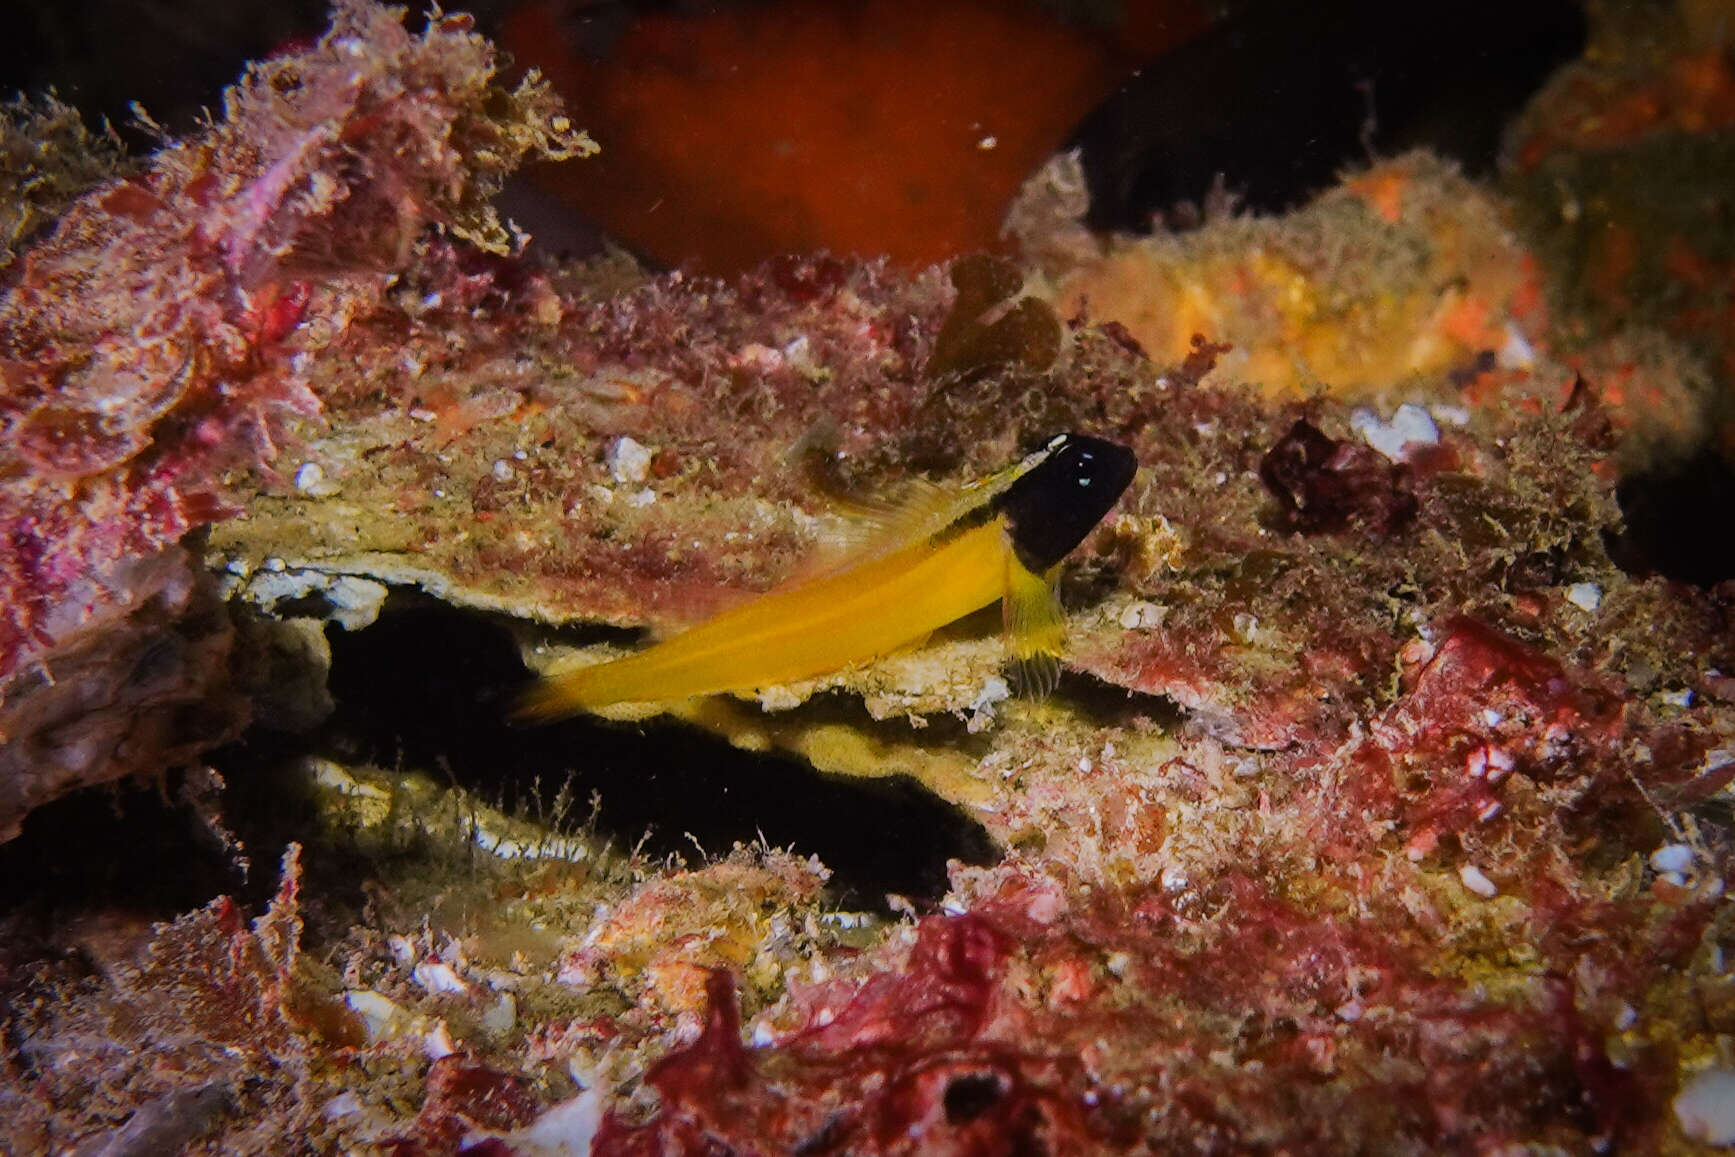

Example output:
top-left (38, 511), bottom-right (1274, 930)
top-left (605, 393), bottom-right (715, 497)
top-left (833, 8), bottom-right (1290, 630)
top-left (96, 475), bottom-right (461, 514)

top-left (518, 432), bottom-right (1137, 717)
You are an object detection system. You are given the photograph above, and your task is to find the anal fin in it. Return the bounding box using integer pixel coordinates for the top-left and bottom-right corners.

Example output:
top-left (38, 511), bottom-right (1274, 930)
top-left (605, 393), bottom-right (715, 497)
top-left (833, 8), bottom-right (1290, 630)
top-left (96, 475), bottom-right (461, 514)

top-left (1003, 560), bottom-right (1066, 698)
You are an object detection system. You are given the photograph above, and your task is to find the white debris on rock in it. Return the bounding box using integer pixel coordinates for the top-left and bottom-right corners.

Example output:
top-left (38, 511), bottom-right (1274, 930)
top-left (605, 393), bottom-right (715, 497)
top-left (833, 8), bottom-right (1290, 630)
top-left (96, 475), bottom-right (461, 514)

top-left (1458, 863), bottom-right (1498, 898)
top-left (241, 568), bottom-right (389, 631)
top-left (607, 436), bottom-right (654, 484)
top-left (344, 990), bottom-right (411, 1044)
top-left (966, 675), bottom-right (1012, 733)
top-left (1564, 582), bottom-right (1602, 612)
top-left (1351, 403), bottom-right (1440, 462)
top-left (1675, 1068), bottom-right (1735, 1145)
top-left (1119, 601), bottom-right (1168, 630)
top-left (1650, 843), bottom-right (1695, 875)
top-left (499, 1088), bottom-right (608, 1157)
top-left (413, 959), bottom-right (470, 996)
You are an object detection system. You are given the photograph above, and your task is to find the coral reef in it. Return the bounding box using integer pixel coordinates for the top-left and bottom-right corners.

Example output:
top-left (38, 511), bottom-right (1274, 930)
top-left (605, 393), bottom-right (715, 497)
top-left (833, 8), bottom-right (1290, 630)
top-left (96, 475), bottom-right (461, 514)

top-left (0, 0), bottom-right (592, 835)
top-left (2, 2), bottom-right (1734, 1155)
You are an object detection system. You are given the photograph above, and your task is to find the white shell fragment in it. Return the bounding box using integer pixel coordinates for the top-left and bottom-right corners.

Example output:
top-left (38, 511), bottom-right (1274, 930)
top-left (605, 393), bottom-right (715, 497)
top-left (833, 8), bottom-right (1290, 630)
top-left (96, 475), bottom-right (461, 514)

top-left (607, 436), bottom-right (654, 484)
top-left (1675, 1068), bottom-right (1735, 1145)
top-left (241, 568), bottom-right (389, 631)
top-left (344, 990), bottom-right (410, 1044)
top-left (1458, 864), bottom-right (1498, 898)
top-left (1351, 403), bottom-right (1440, 462)
top-left (1650, 844), bottom-right (1695, 875)
top-left (413, 959), bottom-right (470, 996)
top-left (1564, 582), bottom-right (1602, 612)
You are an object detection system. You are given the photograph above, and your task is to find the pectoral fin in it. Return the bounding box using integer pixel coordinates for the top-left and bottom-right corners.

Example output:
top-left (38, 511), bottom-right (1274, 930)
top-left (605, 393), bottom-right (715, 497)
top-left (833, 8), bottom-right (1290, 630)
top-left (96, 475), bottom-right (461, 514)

top-left (1003, 560), bottom-right (1066, 698)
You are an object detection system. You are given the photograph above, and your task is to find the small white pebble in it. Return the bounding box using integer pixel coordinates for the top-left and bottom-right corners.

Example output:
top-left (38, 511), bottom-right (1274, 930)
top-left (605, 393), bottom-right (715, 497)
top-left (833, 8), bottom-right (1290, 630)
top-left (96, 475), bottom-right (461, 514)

top-left (627, 488), bottom-right (657, 507)
top-left (1675, 1068), bottom-right (1735, 1144)
top-left (1105, 952), bottom-right (1132, 978)
top-left (423, 1020), bottom-right (456, 1060)
top-left (344, 990), bottom-right (408, 1044)
top-left (1615, 1004), bottom-right (1638, 1031)
top-left (1565, 582), bottom-right (1603, 612)
top-left (608, 436), bottom-right (654, 484)
top-left (1078, 756), bottom-right (1094, 774)
top-left (491, 459), bottom-right (513, 482)
top-left (1335, 1000), bottom-right (1364, 1022)
top-left (1459, 864), bottom-right (1498, 898)
top-left (1661, 688), bottom-right (1696, 709)
top-left (293, 462), bottom-right (324, 492)
top-left (387, 935), bottom-right (416, 968)
top-left (1651, 843), bottom-right (1695, 875)
top-left (262, 556), bottom-right (286, 573)
top-left (1429, 403), bottom-right (1471, 427)
top-left (1352, 403), bottom-right (1440, 462)
top-left (1481, 708), bottom-right (1504, 728)
top-left (409, 407), bottom-right (437, 422)
top-left (413, 960), bottom-right (470, 996)
top-left (1485, 746), bottom-right (1515, 783)
top-left (1476, 800), bottom-right (1503, 823)
top-left (977, 135), bottom-right (998, 150)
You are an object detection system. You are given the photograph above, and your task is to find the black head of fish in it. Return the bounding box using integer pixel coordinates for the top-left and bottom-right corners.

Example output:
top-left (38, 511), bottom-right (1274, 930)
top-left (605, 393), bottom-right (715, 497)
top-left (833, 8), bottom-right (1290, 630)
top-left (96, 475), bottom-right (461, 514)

top-left (997, 433), bottom-right (1138, 572)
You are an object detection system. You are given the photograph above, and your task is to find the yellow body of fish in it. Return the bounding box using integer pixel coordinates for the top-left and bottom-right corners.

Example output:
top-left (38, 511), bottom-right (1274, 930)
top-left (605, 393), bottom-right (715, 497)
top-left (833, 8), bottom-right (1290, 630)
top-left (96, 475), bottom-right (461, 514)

top-left (519, 433), bottom-right (1136, 717)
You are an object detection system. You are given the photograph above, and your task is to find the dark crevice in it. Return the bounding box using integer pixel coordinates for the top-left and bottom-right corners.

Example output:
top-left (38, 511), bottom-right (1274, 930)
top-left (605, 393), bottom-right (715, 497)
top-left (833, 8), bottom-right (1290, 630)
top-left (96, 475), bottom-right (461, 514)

top-left (318, 592), bottom-right (998, 909)
top-left (0, 773), bottom-right (243, 926)
top-left (1051, 669), bottom-right (1189, 733)
top-left (1611, 446), bottom-right (1735, 586)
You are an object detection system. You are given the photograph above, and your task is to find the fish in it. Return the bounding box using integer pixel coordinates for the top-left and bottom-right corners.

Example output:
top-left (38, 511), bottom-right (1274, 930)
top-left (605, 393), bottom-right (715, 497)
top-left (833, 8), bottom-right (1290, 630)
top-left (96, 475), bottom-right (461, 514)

top-left (518, 432), bottom-right (1137, 717)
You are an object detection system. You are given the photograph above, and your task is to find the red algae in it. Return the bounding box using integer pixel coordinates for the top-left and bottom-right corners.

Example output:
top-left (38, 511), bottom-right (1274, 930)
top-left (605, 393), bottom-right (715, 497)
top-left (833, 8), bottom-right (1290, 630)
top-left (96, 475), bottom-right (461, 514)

top-left (596, 918), bottom-right (1112, 1156)
top-left (0, 0), bottom-right (590, 832)
top-left (2, 4), bottom-right (1734, 1154)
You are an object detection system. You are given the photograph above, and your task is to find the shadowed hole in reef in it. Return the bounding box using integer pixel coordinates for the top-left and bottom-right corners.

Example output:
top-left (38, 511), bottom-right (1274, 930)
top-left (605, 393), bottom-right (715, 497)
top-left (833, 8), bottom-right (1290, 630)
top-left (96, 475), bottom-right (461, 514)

top-left (0, 774), bottom-right (245, 931)
top-left (1610, 446), bottom-right (1735, 586)
top-left (320, 593), bottom-right (997, 909)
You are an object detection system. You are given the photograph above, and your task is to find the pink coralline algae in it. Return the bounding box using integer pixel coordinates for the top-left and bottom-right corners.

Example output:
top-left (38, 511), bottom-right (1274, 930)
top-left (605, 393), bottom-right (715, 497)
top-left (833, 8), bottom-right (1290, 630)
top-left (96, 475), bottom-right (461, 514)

top-left (0, 0), bottom-right (590, 833)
